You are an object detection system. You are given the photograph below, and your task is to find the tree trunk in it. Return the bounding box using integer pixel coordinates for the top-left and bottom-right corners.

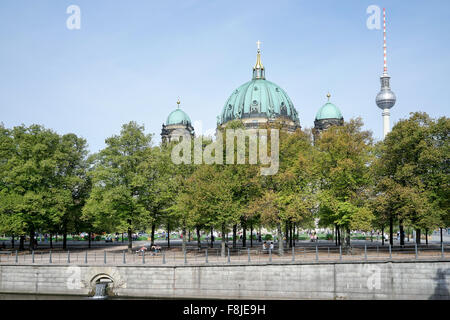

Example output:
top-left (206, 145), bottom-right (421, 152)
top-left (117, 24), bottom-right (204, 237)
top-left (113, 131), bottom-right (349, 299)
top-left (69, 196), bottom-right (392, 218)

top-left (277, 223), bottom-right (284, 256)
top-left (381, 227), bottom-right (384, 246)
top-left (29, 230), bottom-right (35, 252)
top-left (210, 226), bottom-right (214, 248)
top-left (285, 222), bottom-right (289, 249)
top-left (337, 227), bottom-right (341, 246)
top-left (150, 223), bottom-right (155, 246)
top-left (127, 222), bottom-right (133, 254)
top-left (221, 224), bottom-right (226, 257)
top-left (293, 223), bottom-right (296, 247)
top-left (242, 221), bottom-right (247, 248)
top-left (232, 224), bottom-right (237, 249)
top-left (167, 222), bottom-right (170, 248)
top-left (182, 226), bottom-right (187, 254)
top-left (440, 227), bottom-right (443, 244)
top-left (389, 216), bottom-right (394, 246)
top-left (289, 222), bottom-right (293, 248)
top-left (425, 229), bottom-right (428, 246)
top-left (188, 230), bottom-right (191, 243)
top-left (345, 228), bottom-right (351, 250)
top-left (11, 234), bottom-right (14, 249)
top-left (415, 229), bottom-right (421, 245)
top-left (19, 235), bottom-right (25, 251)
top-left (88, 232), bottom-right (91, 249)
top-left (196, 227), bottom-right (201, 250)
top-left (121, 232), bottom-right (124, 243)
top-left (399, 221), bottom-right (405, 246)
top-left (335, 225), bottom-right (338, 246)
top-left (63, 232), bottom-right (67, 250)
top-left (250, 223), bottom-right (253, 248)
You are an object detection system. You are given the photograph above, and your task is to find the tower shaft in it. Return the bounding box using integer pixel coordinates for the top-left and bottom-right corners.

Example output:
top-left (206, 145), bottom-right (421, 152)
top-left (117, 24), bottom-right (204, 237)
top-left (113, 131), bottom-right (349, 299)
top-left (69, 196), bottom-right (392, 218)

top-left (382, 109), bottom-right (390, 139)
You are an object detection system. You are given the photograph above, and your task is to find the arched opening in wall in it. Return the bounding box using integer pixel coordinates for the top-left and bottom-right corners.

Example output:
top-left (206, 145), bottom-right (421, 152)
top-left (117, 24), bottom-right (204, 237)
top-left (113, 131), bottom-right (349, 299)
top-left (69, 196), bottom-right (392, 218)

top-left (90, 274), bottom-right (115, 299)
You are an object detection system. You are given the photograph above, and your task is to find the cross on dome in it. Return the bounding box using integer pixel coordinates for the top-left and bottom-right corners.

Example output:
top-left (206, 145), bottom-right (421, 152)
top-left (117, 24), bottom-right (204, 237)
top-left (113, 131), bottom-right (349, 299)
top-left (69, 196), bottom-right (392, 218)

top-left (253, 40), bottom-right (265, 79)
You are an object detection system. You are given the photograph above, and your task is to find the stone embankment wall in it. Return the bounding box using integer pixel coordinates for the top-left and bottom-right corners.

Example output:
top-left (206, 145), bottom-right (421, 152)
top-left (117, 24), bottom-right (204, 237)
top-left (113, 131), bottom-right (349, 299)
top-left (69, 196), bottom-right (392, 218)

top-left (0, 261), bottom-right (449, 299)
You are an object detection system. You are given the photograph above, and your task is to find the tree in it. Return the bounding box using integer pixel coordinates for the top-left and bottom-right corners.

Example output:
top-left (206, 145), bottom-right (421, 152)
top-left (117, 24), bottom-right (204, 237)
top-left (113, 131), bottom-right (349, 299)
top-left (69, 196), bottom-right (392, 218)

top-left (82, 122), bottom-right (152, 252)
top-left (57, 133), bottom-right (89, 250)
top-left (135, 145), bottom-right (181, 247)
top-left (175, 164), bottom-right (236, 257)
top-left (314, 118), bottom-right (374, 249)
top-left (374, 112), bottom-right (448, 244)
top-left (0, 124), bottom-right (86, 251)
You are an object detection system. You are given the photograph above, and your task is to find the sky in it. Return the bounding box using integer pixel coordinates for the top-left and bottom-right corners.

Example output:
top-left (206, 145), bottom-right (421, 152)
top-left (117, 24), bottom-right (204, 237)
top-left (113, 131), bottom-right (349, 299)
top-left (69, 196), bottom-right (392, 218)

top-left (0, 0), bottom-right (449, 153)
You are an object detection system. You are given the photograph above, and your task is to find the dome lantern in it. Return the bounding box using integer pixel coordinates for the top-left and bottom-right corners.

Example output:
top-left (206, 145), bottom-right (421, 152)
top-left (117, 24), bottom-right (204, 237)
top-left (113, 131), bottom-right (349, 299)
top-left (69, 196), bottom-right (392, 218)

top-left (252, 40), bottom-right (265, 80)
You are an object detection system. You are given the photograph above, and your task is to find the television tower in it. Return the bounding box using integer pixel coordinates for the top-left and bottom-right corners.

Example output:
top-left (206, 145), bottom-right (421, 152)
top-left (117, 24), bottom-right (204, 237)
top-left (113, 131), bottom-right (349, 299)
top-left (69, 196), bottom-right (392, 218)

top-left (376, 8), bottom-right (396, 139)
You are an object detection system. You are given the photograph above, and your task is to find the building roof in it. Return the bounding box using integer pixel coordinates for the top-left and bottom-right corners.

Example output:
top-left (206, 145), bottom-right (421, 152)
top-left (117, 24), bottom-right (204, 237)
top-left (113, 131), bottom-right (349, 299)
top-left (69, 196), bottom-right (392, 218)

top-left (315, 101), bottom-right (343, 121)
top-left (166, 108), bottom-right (192, 126)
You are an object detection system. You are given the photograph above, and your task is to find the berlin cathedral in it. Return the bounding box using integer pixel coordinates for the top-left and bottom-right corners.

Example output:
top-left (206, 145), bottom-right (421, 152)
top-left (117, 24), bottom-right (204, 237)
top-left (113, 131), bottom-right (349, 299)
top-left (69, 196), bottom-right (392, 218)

top-left (161, 42), bottom-right (344, 143)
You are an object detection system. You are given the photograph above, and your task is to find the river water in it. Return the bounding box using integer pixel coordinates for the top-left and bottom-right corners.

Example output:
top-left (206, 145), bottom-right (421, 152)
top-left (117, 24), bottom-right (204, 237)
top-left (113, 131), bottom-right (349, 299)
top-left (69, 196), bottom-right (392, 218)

top-left (0, 293), bottom-right (158, 300)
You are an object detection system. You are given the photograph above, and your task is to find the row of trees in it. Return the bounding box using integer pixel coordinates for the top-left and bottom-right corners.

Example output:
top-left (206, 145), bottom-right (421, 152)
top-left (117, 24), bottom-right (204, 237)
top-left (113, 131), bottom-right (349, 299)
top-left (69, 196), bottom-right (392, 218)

top-left (0, 112), bottom-right (448, 254)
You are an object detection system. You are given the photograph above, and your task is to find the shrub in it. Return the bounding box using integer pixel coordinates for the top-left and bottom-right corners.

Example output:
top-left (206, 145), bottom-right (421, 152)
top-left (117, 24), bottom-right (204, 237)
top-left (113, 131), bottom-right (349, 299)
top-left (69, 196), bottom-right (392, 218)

top-left (263, 234), bottom-right (273, 241)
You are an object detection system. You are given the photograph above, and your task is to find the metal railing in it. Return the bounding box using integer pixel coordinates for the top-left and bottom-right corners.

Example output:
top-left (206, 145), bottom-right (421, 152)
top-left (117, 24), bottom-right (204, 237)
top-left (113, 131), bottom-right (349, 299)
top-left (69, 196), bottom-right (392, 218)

top-left (0, 243), bottom-right (448, 266)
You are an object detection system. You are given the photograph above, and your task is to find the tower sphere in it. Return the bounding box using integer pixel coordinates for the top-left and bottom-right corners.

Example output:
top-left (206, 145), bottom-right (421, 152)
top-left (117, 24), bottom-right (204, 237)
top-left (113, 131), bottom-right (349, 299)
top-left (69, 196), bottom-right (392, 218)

top-left (376, 81), bottom-right (396, 110)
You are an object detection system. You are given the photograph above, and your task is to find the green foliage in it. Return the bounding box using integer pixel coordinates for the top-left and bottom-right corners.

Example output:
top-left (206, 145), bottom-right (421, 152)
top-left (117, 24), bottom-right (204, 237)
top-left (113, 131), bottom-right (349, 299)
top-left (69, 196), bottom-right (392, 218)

top-left (314, 118), bottom-right (374, 244)
top-left (0, 112), bottom-right (447, 244)
top-left (263, 234), bottom-right (273, 241)
top-left (0, 124), bottom-right (88, 240)
top-left (82, 122), bottom-right (152, 248)
top-left (373, 112), bottom-right (449, 231)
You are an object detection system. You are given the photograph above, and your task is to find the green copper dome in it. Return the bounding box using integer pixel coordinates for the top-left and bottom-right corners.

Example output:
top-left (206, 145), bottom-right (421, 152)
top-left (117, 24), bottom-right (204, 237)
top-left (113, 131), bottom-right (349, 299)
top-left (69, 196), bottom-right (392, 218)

top-left (315, 102), bottom-right (343, 120)
top-left (166, 109), bottom-right (191, 126)
top-left (218, 44), bottom-right (300, 127)
top-left (219, 79), bottom-right (300, 125)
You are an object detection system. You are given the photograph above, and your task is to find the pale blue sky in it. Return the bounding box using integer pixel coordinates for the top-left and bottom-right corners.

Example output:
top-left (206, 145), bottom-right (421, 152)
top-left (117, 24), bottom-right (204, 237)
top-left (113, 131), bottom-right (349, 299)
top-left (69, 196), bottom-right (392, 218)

top-left (0, 0), bottom-right (449, 152)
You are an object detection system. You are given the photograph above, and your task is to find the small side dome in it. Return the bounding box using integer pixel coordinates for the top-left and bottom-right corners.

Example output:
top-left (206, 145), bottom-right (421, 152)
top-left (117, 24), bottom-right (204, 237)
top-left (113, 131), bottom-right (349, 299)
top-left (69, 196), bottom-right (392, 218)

top-left (166, 109), bottom-right (192, 126)
top-left (315, 94), bottom-right (343, 120)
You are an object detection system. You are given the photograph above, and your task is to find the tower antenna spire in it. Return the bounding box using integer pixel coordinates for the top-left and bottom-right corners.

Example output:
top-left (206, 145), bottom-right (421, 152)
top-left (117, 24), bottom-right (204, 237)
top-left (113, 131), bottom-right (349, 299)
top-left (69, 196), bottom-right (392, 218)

top-left (383, 8), bottom-right (387, 74)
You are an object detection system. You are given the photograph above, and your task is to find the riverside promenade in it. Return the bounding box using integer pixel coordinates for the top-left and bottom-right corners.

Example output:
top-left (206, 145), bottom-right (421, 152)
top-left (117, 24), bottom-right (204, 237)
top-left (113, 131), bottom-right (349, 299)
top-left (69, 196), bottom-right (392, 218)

top-left (1, 240), bottom-right (449, 300)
